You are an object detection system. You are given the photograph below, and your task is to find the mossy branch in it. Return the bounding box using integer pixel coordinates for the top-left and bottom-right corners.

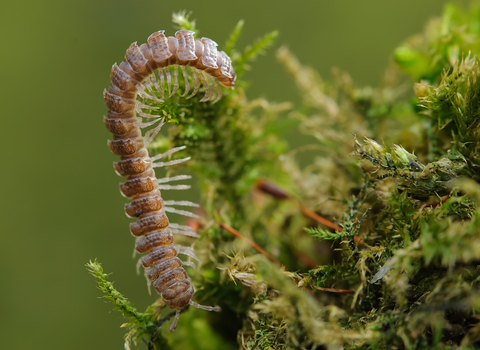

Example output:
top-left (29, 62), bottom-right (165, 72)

top-left (224, 19), bottom-right (244, 57)
top-left (172, 10), bottom-right (197, 33)
top-left (234, 30), bottom-right (279, 78)
top-left (87, 260), bottom-right (168, 350)
top-left (304, 227), bottom-right (344, 241)
top-left (86, 260), bottom-right (148, 324)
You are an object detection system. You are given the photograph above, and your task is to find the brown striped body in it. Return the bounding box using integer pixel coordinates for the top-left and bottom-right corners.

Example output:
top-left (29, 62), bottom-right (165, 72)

top-left (103, 30), bottom-right (235, 312)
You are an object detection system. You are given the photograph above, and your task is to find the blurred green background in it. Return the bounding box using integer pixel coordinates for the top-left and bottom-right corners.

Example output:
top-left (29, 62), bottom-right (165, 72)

top-left (0, 0), bottom-right (469, 349)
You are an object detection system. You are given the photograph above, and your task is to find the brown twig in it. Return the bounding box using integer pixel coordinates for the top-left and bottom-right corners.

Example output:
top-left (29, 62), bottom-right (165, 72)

top-left (255, 179), bottom-right (363, 246)
top-left (256, 179), bottom-right (291, 199)
top-left (294, 250), bottom-right (319, 269)
top-left (255, 179), bottom-right (342, 231)
top-left (312, 285), bottom-right (355, 294)
top-left (298, 201), bottom-right (343, 231)
top-left (220, 223), bottom-right (282, 267)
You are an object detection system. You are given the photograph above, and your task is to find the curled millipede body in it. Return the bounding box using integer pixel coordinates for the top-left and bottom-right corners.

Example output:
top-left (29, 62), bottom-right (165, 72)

top-left (103, 29), bottom-right (235, 332)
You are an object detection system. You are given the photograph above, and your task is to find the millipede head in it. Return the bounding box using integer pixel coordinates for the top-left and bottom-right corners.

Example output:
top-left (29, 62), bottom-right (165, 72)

top-left (217, 51), bottom-right (236, 87)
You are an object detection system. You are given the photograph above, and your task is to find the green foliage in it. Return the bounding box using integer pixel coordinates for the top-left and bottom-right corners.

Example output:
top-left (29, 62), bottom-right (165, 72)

top-left (353, 135), bottom-right (468, 196)
top-left (86, 261), bottom-right (169, 350)
top-left (87, 260), bottom-right (147, 323)
top-left (172, 10), bottom-right (197, 33)
top-left (224, 19), bottom-right (244, 57)
top-left (415, 55), bottom-right (480, 169)
top-left (240, 2), bottom-right (480, 349)
top-left (394, 3), bottom-right (480, 82)
top-left (233, 30), bottom-right (279, 79)
top-left (90, 4), bottom-right (480, 350)
top-left (305, 227), bottom-right (343, 241)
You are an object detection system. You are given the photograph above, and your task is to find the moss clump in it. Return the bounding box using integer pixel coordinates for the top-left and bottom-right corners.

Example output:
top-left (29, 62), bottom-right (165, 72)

top-left (89, 4), bottom-right (480, 349)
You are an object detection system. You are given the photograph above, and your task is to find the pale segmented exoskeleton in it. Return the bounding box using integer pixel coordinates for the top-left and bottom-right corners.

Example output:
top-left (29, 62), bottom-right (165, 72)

top-left (103, 29), bottom-right (236, 332)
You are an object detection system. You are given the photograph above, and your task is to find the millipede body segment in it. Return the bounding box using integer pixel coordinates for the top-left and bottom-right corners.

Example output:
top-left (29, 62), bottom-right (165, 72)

top-left (103, 29), bottom-right (235, 331)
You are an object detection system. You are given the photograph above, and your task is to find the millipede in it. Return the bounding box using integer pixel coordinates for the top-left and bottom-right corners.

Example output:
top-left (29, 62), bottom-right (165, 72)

top-left (103, 29), bottom-right (235, 332)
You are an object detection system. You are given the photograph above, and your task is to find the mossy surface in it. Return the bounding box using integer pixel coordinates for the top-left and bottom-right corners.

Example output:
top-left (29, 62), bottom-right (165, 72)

top-left (90, 5), bottom-right (480, 349)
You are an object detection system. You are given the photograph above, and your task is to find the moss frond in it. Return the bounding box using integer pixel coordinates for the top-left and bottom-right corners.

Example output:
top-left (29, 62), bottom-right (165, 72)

top-left (86, 260), bottom-right (168, 350)
top-left (224, 19), bottom-right (244, 57)
top-left (234, 30), bottom-right (279, 78)
top-left (171, 10), bottom-right (197, 33)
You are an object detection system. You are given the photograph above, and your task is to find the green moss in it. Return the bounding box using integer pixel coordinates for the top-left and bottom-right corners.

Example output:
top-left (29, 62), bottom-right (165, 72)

top-left (90, 4), bottom-right (480, 349)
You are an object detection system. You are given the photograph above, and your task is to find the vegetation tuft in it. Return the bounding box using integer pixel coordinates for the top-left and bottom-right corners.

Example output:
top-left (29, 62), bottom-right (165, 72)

top-left (89, 5), bottom-right (480, 349)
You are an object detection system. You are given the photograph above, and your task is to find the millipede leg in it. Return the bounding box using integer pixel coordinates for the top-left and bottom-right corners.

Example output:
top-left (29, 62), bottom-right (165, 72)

top-left (137, 102), bottom-right (159, 110)
top-left (150, 145), bottom-right (187, 162)
top-left (144, 268), bottom-right (152, 295)
top-left (189, 300), bottom-right (221, 312)
top-left (158, 69), bottom-right (166, 99)
top-left (180, 66), bottom-right (190, 97)
top-left (187, 69), bottom-right (200, 99)
top-left (170, 228), bottom-right (199, 238)
top-left (163, 200), bottom-right (199, 207)
top-left (168, 222), bottom-right (200, 238)
top-left (206, 76), bottom-right (217, 102)
top-left (165, 68), bottom-right (172, 96)
top-left (164, 206), bottom-right (199, 218)
top-left (136, 83), bottom-right (163, 102)
top-left (152, 156), bottom-right (191, 168)
top-left (169, 309), bottom-right (182, 333)
top-left (134, 117), bottom-right (163, 129)
top-left (204, 74), bottom-right (216, 102)
top-left (175, 245), bottom-right (200, 261)
top-left (152, 78), bottom-right (162, 99)
top-left (137, 110), bottom-right (159, 119)
top-left (157, 174), bottom-right (192, 183)
top-left (198, 71), bottom-right (211, 102)
top-left (171, 65), bottom-right (179, 97)
top-left (212, 79), bottom-right (222, 104)
top-left (136, 256), bottom-right (143, 273)
top-left (144, 76), bottom-right (160, 101)
top-left (181, 260), bottom-right (197, 271)
top-left (157, 184), bottom-right (191, 190)
top-left (136, 103), bottom-right (160, 119)
top-left (144, 120), bottom-right (165, 146)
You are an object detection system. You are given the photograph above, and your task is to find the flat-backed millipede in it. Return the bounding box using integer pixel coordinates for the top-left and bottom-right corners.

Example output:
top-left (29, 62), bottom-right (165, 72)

top-left (103, 29), bottom-right (236, 332)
